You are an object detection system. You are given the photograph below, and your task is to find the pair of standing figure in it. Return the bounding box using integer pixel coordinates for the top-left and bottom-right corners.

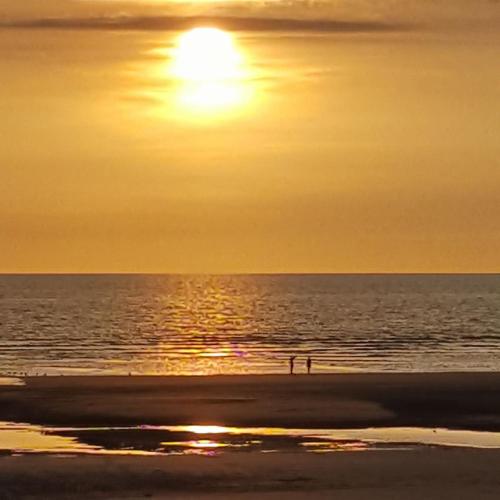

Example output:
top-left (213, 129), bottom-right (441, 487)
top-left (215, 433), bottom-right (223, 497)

top-left (289, 356), bottom-right (312, 375)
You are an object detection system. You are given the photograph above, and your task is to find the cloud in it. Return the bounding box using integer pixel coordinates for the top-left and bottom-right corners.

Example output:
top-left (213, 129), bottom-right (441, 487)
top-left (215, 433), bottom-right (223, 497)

top-left (0, 0), bottom-right (498, 31)
top-left (0, 14), bottom-right (405, 33)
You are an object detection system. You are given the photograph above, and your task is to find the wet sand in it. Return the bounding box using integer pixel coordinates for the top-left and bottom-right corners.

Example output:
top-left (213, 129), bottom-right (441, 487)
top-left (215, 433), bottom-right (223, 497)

top-left (1, 372), bottom-right (500, 429)
top-left (2, 373), bottom-right (500, 498)
top-left (1, 448), bottom-right (500, 499)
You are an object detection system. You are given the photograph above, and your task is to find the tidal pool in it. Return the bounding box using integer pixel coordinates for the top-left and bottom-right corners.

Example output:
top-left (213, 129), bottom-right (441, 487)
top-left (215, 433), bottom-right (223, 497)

top-left (2, 422), bottom-right (500, 456)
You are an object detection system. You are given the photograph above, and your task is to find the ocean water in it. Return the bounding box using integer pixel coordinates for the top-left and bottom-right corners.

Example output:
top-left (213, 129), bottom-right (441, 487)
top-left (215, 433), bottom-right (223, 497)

top-left (0, 274), bottom-right (499, 375)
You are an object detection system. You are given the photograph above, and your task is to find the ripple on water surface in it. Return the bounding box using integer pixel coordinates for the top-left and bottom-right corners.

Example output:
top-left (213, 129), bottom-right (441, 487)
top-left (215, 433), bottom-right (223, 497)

top-left (1, 274), bottom-right (500, 375)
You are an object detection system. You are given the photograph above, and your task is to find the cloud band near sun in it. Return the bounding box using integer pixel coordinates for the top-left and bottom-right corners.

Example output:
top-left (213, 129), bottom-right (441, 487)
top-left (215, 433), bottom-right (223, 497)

top-left (0, 15), bottom-right (403, 33)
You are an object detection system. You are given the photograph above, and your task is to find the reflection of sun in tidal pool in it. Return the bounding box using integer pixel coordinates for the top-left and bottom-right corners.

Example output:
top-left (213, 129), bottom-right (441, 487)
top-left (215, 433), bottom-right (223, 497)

top-left (170, 27), bottom-right (252, 114)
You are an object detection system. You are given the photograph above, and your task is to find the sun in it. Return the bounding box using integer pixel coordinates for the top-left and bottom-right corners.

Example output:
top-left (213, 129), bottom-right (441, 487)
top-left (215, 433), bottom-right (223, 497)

top-left (169, 27), bottom-right (252, 115)
top-left (172, 27), bottom-right (243, 82)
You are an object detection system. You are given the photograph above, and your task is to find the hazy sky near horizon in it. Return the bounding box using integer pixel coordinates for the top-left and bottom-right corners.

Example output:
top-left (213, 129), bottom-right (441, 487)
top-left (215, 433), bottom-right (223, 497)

top-left (1, 1), bottom-right (499, 273)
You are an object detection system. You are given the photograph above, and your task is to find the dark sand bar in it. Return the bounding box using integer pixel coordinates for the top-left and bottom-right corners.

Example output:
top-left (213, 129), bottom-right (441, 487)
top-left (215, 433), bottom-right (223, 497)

top-left (2, 372), bottom-right (500, 430)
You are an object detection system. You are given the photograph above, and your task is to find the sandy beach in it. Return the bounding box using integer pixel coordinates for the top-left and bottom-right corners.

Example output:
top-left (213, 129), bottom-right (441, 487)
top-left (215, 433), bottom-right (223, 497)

top-left (1, 373), bottom-right (500, 498)
top-left (2, 448), bottom-right (500, 499)
top-left (1, 373), bottom-right (500, 429)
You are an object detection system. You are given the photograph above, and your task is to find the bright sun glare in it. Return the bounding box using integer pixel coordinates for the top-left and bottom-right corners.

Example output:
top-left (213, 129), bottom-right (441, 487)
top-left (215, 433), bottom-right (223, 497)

top-left (172, 27), bottom-right (243, 81)
top-left (170, 27), bottom-right (251, 114)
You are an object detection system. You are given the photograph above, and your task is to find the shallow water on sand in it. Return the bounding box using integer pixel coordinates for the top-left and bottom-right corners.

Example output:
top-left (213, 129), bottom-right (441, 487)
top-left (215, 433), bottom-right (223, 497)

top-left (0, 378), bottom-right (24, 386)
top-left (2, 422), bottom-right (500, 456)
top-left (1, 274), bottom-right (499, 375)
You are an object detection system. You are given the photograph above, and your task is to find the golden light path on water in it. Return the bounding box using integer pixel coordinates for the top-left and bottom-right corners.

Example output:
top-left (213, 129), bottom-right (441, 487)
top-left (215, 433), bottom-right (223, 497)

top-left (167, 27), bottom-right (254, 117)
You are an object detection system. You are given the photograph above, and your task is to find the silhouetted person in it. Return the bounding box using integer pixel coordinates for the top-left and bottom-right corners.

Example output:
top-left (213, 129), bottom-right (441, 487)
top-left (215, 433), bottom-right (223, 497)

top-left (289, 356), bottom-right (296, 375)
top-left (306, 356), bottom-right (312, 374)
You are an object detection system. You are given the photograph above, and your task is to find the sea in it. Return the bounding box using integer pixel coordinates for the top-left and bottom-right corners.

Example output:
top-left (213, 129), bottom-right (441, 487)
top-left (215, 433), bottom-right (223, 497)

top-left (0, 274), bottom-right (499, 375)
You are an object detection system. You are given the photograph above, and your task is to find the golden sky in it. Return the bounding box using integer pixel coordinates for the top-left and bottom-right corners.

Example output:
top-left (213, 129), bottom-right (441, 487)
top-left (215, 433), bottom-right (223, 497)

top-left (1, 1), bottom-right (499, 273)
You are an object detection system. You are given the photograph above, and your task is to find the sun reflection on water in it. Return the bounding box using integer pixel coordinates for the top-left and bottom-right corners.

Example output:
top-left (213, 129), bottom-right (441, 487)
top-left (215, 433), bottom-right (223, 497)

top-left (162, 439), bottom-right (229, 449)
top-left (144, 278), bottom-right (254, 375)
top-left (180, 425), bottom-right (230, 434)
